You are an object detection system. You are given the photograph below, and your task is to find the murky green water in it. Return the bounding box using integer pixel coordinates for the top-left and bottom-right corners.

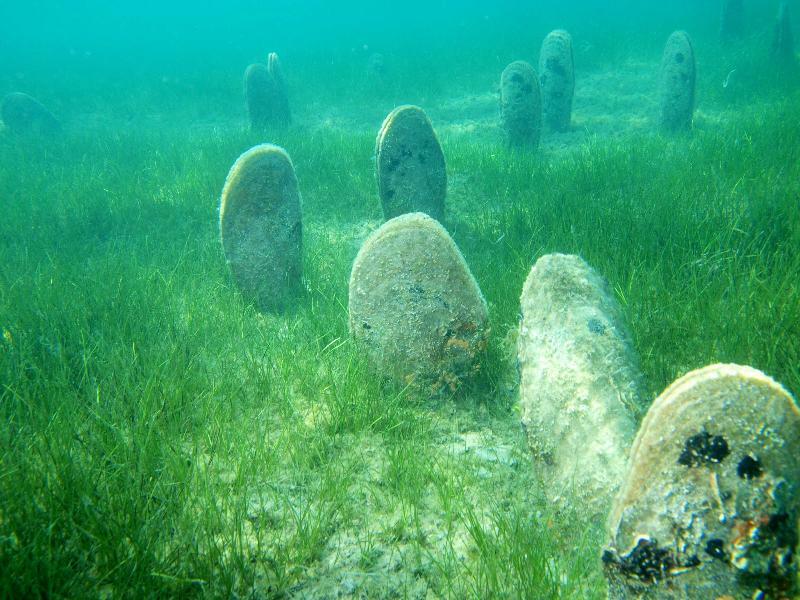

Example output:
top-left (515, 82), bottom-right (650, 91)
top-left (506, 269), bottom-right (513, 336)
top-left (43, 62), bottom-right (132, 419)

top-left (2, 2), bottom-right (798, 598)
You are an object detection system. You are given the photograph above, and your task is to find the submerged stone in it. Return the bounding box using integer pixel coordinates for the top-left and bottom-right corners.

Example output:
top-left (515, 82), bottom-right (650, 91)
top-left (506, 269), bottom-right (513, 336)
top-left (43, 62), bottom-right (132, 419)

top-left (1, 92), bottom-right (60, 135)
top-left (244, 62), bottom-right (287, 132)
top-left (375, 105), bottom-right (446, 222)
top-left (721, 0), bottom-right (745, 43)
top-left (366, 52), bottom-right (387, 84)
top-left (538, 30), bottom-right (574, 132)
top-left (500, 60), bottom-right (541, 149)
top-left (659, 31), bottom-right (696, 132)
top-left (267, 52), bottom-right (291, 125)
top-left (604, 364), bottom-right (800, 599)
top-left (348, 212), bottom-right (488, 395)
top-left (517, 254), bottom-right (642, 516)
top-left (772, 2), bottom-right (795, 62)
top-left (219, 144), bottom-right (302, 312)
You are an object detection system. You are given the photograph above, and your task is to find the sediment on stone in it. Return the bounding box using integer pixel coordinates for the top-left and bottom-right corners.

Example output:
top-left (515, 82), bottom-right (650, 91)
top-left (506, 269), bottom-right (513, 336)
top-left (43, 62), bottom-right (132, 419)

top-left (658, 31), bottom-right (696, 132)
top-left (500, 60), bottom-right (542, 149)
top-left (720, 0), bottom-right (745, 43)
top-left (348, 212), bottom-right (488, 396)
top-left (244, 62), bottom-right (288, 131)
top-left (219, 143), bottom-right (303, 312)
top-left (375, 105), bottom-right (447, 222)
top-left (267, 52), bottom-right (291, 125)
top-left (517, 253), bottom-right (642, 518)
top-left (538, 30), bottom-right (575, 132)
top-left (604, 364), bottom-right (800, 599)
top-left (772, 2), bottom-right (795, 63)
top-left (1, 92), bottom-right (61, 135)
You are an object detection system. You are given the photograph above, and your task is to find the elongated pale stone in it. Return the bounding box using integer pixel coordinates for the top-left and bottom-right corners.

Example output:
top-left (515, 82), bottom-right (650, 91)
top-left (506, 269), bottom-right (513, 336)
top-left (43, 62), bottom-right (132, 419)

top-left (267, 52), bottom-right (291, 125)
top-left (772, 2), bottom-right (795, 62)
top-left (219, 144), bottom-right (302, 312)
top-left (604, 364), bottom-right (800, 599)
top-left (500, 60), bottom-right (541, 148)
top-left (721, 0), bottom-right (745, 43)
top-left (517, 254), bottom-right (642, 516)
top-left (1, 92), bottom-right (60, 135)
top-left (375, 105), bottom-right (446, 222)
top-left (348, 212), bottom-right (488, 395)
top-left (267, 52), bottom-right (286, 91)
top-left (659, 31), bottom-right (696, 132)
top-left (244, 63), bottom-right (284, 132)
top-left (538, 30), bottom-right (574, 132)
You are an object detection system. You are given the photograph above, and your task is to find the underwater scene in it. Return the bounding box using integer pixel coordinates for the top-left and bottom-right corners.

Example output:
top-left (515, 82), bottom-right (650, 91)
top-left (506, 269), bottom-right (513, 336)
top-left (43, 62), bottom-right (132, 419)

top-left (2, 0), bottom-right (800, 597)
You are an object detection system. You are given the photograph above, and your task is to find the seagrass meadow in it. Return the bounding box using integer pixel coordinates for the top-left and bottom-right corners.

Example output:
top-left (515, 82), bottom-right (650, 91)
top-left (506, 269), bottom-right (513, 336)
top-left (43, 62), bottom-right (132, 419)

top-left (2, 1), bottom-right (800, 598)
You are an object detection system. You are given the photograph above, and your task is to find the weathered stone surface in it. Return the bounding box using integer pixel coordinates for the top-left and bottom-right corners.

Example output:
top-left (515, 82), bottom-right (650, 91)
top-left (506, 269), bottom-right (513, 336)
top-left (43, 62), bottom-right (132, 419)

top-left (659, 31), bottom-right (696, 132)
top-left (772, 2), bottom-right (795, 62)
top-left (267, 52), bottom-right (291, 125)
top-left (538, 30), bottom-right (574, 132)
top-left (604, 364), bottom-right (800, 599)
top-left (219, 144), bottom-right (302, 312)
top-left (244, 63), bottom-right (287, 131)
top-left (500, 60), bottom-right (541, 149)
top-left (375, 106), bottom-right (446, 222)
top-left (348, 212), bottom-right (488, 395)
top-left (721, 0), bottom-right (745, 43)
top-left (517, 254), bottom-right (642, 516)
top-left (1, 92), bottom-right (60, 135)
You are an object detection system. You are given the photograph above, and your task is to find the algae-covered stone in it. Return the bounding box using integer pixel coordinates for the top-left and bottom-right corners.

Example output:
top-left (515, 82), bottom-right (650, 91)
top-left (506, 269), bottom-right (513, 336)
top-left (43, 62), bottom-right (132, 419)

top-left (1, 93), bottom-right (60, 135)
top-left (348, 212), bottom-right (488, 395)
top-left (219, 144), bottom-right (302, 312)
top-left (500, 61), bottom-right (541, 149)
top-left (244, 63), bottom-right (276, 131)
top-left (375, 106), bottom-right (446, 222)
top-left (517, 254), bottom-right (642, 516)
top-left (267, 52), bottom-right (291, 125)
top-left (721, 0), bottom-right (745, 43)
top-left (603, 364), bottom-right (800, 599)
top-left (772, 2), bottom-right (795, 62)
top-left (659, 31), bottom-right (696, 132)
top-left (538, 30), bottom-right (574, 132)
top-left (244, 63), bottom-right (286, 131)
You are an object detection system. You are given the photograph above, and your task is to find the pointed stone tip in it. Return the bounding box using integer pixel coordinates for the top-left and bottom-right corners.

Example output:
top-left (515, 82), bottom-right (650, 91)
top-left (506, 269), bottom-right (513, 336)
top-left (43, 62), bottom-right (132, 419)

top-left (544, 29), bottom-right (572, 43)
top-left (221, 144), bottom-right (295, 211)
top-left (235, 142), bottom-right (292, 164)
top-left (521, 253), bottom-right (597, 298)
top-left (382, 211), bottom-right (442, 229)
top-left (358, 212), bottom-right (458, 269)
top-left (377, 104), bottom-right (433, 145)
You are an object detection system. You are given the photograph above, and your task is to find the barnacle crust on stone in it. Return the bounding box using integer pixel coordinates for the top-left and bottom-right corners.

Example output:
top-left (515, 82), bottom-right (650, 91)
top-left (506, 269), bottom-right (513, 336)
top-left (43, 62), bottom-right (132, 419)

top-left (604, 364), bottom-right (800, 599)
